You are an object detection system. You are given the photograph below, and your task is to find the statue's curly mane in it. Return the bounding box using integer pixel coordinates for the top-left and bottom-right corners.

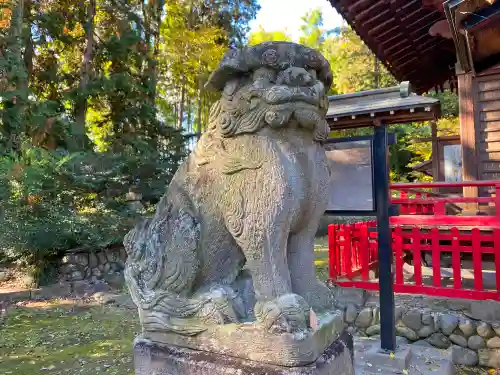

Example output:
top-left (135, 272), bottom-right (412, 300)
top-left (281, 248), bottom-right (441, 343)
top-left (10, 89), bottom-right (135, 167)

top-left (206, 81), bottom-right (330, 142)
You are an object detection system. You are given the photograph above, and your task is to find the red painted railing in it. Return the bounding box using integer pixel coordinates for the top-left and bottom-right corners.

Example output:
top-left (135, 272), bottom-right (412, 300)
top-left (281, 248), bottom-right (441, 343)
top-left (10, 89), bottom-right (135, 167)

top-left (328, 223), bottom-right (500, 300)
top-left (390, 180), bottom-right (500, 227)
top-left (329, 180), bottom-right (500, 301)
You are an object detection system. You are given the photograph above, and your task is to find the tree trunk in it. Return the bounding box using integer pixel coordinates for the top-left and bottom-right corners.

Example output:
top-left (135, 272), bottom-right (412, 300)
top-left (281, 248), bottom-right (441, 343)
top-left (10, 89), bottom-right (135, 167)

top-left (74, 0), bottom-right (95, 150)
top-left (197, 89), bottom-right (202, 139)
top-left (150, 0), bottom-right (164, 104)
top-left (186, 97), bottom-right (192, 133)
top-left (374, 55), bottom-right (380, 89)
top-left (22, 0), bottom-right (32, 93)
top-left (1, 0), bottom-right (26, 151)
top-left (177, 83), bottom-right (185, 130)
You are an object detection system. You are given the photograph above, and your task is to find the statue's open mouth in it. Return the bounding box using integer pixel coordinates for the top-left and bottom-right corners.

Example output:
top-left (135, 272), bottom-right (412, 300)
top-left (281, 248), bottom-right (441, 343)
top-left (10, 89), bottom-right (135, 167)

top-left (263, 83), bottom-right (325, 109)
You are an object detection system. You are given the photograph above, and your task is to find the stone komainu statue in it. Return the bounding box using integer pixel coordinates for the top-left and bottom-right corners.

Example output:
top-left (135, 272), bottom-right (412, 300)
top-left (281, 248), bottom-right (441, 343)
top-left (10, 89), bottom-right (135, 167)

top-left (124, 42), bottom-right (339, 358)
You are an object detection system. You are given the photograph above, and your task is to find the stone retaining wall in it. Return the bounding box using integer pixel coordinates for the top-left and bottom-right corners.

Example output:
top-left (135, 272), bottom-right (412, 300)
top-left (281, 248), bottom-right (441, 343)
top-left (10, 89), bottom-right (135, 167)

top-left (342, 300), bottom-right (500, 368)
top-left (58, 246), bottom-right (127, 284)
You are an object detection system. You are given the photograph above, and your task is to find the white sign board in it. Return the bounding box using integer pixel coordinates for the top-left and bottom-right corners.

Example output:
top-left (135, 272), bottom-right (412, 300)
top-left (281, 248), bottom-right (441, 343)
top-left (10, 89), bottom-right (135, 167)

top-left (443, 144), bottom-right (462, 182)
top-left (324, 140), bottom-right (374, 212)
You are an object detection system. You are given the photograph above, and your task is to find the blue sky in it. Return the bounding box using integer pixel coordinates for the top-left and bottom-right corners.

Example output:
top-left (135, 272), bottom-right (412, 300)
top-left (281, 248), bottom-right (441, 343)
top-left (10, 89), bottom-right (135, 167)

top-left (248, 0), bottom-right (343, 41)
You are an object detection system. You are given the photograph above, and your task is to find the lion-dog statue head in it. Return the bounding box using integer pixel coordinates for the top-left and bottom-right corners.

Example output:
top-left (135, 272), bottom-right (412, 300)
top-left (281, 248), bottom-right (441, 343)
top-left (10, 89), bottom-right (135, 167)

top-left (204, 41), bottom-right (332, 142)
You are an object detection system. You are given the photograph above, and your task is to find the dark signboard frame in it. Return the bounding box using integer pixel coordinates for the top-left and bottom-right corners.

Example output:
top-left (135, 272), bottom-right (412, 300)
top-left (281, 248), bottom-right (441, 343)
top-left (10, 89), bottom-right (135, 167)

top-left (323, 127), bottom-right (398, 352)
top-left (323, 132), bottom-right (396, 217)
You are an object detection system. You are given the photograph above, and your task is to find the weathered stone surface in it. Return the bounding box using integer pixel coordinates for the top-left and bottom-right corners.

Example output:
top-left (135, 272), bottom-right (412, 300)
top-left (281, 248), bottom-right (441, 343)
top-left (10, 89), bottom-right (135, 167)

top-left (345, 304), bottom-right (357, 324)
top-left (109, 262), bottom-right (123, 272)
top-left (469, 300), bottom-right (500, 321)
top-left (394, 306), bottom-right (406, 321)
top-left (334, 288), bottom-right (367, 309)
top-left (366, 325), bottom-right (380, 336)
top-left (133, 332), bottom-right (355, 375)
top-left (96, 252), bottom-right (107, 266)
top-left (492, 322), bottom-right (500, 336)
top-left (396, 326), bottom-right (418, 341)
top-left (63, 253), bottom-right (89, 267)
top-left (123, 42), bottom-right (342, 366)
top-left (346, 326), bottom-right (357, 335)
top-left (103, 263), bottom-right (111, 274)
top-left (88, 252), bottom-right (99, 269)
top-left (449, 334), bottom-right (468, 348)
top-left (71, 271), bottom-right (84, 281)
top-left (418, 325), bottom-right (435, 338)
top-left (91, 268), bottom-right (102, 278)
top-left (478, 349), bottom-right (500, 368)
top-left (396, 336), bottom-right (409, 346)
top-left (145, 311), bottom-right (345, 366)
top-left (402, 310), bottom-right (422, 331)
top-left (438, 314), bottom-right (459, 336)
top-left (477, 322), bottom-right (496, 339)
top-left (369, 307), bottom-right (379, 326)
top-left (468, 335), bottom-right (486, 350)
top-left (421, 313), bottom-right (433, 326)
top-left (458, 318), bottom-right (476, 338)
top-left (451, 345), bottom-right (478, 366)
top-left (487, 337), bottom-right (500, 349)
top-left (427, 333), bottom-right (451, 349)
top-left (413, 340), bottom-right (433, 347)
top-left (354, 307), bottom-right (372, 328)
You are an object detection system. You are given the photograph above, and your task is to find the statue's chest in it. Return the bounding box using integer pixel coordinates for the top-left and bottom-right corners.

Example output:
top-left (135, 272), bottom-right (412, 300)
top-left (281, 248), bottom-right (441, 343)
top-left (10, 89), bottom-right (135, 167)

top-left (276, 142), bottom-right (330, 198)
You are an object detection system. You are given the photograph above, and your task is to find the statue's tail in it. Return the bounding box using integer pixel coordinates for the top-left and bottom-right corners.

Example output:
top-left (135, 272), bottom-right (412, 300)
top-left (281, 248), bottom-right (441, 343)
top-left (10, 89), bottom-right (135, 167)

top-left (123, 207), bottom-right (211, 335)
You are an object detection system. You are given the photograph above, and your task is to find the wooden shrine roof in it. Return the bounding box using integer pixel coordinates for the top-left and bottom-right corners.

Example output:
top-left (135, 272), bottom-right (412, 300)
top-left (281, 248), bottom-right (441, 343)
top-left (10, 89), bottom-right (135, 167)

top-left (329, 0), bottom-right (457, 93)
top-left (326, 81), bottom-right (441, 129)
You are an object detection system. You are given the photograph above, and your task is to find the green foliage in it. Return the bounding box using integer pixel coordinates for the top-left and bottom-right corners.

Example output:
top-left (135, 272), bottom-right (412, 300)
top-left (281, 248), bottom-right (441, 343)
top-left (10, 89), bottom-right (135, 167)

top-left (0, 135), bottom-right (185, 265)
top-left (248, 26), bottom-right (292, 46)
top-left (298, 9), bottom-right (324, 48)
top-left (0, 0), bottom-right (259, 271)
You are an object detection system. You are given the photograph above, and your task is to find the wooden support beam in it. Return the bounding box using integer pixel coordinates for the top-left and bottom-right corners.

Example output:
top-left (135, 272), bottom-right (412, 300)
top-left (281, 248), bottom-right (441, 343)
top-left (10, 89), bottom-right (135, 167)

top-left (457, 70), bottom-right (479, 209)
top-left (431, 120), bottom-right (440, 183)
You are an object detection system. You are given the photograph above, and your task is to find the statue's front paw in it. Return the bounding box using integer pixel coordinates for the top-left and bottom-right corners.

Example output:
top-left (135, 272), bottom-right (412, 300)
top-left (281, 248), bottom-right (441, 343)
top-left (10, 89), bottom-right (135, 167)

top-left (255, 294), bottom-right (311, 334)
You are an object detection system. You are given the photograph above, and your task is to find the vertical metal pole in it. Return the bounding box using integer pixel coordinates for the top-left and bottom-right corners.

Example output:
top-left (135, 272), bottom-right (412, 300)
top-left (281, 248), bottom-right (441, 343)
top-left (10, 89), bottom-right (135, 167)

top-left (373, 124), bottom-right (396, 352)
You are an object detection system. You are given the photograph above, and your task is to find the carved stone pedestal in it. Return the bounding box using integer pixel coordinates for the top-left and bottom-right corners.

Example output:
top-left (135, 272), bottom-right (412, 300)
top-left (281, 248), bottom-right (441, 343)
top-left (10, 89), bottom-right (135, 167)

top-left (133, 331), bottom-right (355, 375)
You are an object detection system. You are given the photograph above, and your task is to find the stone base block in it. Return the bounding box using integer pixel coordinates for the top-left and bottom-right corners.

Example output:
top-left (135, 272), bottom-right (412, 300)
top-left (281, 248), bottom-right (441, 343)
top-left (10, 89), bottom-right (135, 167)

top-left (133, 332), bottom-right (355, 375)
top-left (360, 343), bottom-right (412, 372)
top-left (355, 338), bottom-right (455, 375)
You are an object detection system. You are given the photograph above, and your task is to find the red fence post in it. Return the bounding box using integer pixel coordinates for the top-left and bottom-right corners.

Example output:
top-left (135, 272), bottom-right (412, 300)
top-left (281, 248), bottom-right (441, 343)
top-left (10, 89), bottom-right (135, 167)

top-left (394, 226), bottom-right (404, 285)
top-left (451, 227), bottom-right (462, 290)
top-left (328, 224), bottom-right (337, 281)
top-left (360, 223), bottom-right (369, 281)
top-left (412, 227), bottom-right (423, 286)
top-left (472, 228), bottom-right (483, 291)
top-left (344, 225), bottom-right (352, 279)
top-left (495, 183), bottom-right (500, 225)
top-left (401, 190), bottom-right (408, 214)
top-left (431, 227), bottom-right (441, 288)
top-left (494, 228), bottom-right (500, 293)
